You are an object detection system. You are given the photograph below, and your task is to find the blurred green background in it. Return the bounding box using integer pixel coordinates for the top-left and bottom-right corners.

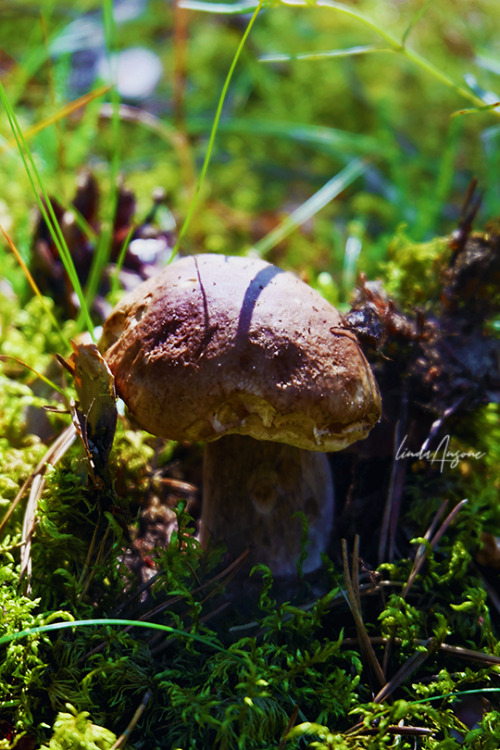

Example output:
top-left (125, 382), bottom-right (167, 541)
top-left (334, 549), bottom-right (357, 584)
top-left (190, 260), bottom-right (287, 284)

top-left (1, 0), bottom-right (500, 305)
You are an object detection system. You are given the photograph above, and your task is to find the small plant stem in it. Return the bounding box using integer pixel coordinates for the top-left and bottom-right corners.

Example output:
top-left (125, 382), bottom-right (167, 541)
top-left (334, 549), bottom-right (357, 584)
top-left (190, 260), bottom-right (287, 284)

top-left (402, 498), bottom-right (468, 598)
top-left (349, 725), bottom-right (433, 737)
top-left (279, 0), bottom-right (490, 115)
top-left (0, 425), bottom-right (74, 538)
top-left (0, 355), bottom-right (67, 398)
top-left (342, 537), bottom-right (386, 688)
top-left (79, 523), bottom-right (115, 601)
top-left (378, 387), bottom-right (408, 564)
top-left (82, 0), bottom-right (121, 323)
top-left (111, 689), bottom-right (152, 749)
top-left (343, 635), bottom-right (500, 663)
top-left (278, 705), bottom-right (299, 750)
top-left (0, 85), bottom-right (111, 155)
top-left (343, 636), bottom-right (500, 667)
top-left (19, 424), bottom-right (78, 585)
top-left (0, 224), bottom-right (69, 350)
top-left (0, 83), bottom-right (95, 336)
top-left (77, 522), bottom-right (103, 600)
top-left (382, 498), bottom-right (468, 678)
top-left (172, 0), bottom-right (264, 257)
top-left (373, 640), bottom-right (434, 704)
top-left (111, 548), bottom-right (249, 621)
top-left (351, 534), bottom-right (362, 609)
top-left (402, 45), bottom-right (481, 107)
top-left (111, 224), bottom-right (136, 295)
top-left (315, 0), bottom-right (399, 46)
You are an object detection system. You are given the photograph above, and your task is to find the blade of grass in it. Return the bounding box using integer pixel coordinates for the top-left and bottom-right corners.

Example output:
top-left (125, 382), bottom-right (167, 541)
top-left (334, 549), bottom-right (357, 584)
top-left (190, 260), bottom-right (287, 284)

top-left (179, 0), bottom-right (257, 13)
top-left (401, 0), bottom-right (433, 47)
top-left (186, 116), bottom-right (391, 159)
top-left (0, 83), bottom-right (95, 337)
top-left (0, 424), bottom-right (73, 539)
top-left (0, 223), bottom-right (69, 350)
top-left (81, 0), bottom-right (121, 325)
top-left (0, 85), bottom-right (111, 155)
top-left (252, 159), bottom-right (367, 256)
top-left (0, 355), bottom-right (67, 399)
top-left (172, 0), bottom-right (264, 257)
top-left (260, 44), bottom-right (387, 63)
top-left (409, 687), bottom-right (500, 705)
top-left (413, 116), bottom-right (462, 237)
top-left (0, 617), bottom-right (239, 659)
top-left (453, 102), bottom-right (500, 117)
top-left (110, 224), bottom-right (136, 296)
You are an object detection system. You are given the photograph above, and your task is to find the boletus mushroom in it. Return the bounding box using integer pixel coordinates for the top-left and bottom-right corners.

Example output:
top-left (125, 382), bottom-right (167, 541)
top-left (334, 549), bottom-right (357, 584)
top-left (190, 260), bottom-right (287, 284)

top-left (100, 254), bottom-right (381, 576)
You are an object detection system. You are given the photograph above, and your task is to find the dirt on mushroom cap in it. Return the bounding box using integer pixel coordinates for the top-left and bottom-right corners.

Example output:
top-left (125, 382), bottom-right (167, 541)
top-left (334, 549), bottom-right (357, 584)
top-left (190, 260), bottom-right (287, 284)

top-left (99, 254), bottom-right (381, 452)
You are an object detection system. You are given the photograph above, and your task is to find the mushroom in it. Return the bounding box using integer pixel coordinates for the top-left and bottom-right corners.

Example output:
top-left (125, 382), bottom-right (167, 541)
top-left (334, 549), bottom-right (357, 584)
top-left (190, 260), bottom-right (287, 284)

top-left (100, 254), bottom-right (381, 576)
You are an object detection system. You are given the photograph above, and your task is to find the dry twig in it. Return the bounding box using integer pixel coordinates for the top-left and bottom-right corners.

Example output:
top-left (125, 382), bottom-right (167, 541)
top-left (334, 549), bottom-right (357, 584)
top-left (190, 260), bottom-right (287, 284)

top-left (342, 537), bottom-right (386, 688)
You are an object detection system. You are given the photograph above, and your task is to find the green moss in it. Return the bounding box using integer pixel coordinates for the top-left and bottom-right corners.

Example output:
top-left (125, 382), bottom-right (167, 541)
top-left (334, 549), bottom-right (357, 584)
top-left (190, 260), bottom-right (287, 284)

top-left (382, 231), bottom-right (452, 308)
top-left (39, 705), bottom-right (117, 750)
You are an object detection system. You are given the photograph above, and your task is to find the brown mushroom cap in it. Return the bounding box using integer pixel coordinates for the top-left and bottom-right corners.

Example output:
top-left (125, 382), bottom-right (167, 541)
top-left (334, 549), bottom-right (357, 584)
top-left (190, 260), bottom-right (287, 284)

top-left (100, 253), bottom-right (381, 451)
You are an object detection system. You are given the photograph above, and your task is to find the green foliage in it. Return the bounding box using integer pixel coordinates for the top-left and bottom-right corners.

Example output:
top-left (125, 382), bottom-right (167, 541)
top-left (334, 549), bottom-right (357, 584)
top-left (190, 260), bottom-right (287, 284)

top-left (152, 577), bottom-right (361, 749)
top-left (39, 704), bottom-right (116, 750)
top-left (468, 710), bottom-right (500, 749)
top-left (0, 560), bottom-right (75, 733)
top-left (2, 0), bottom-right (500, 296)
top-left (382, 231), bottom-right (451, 308)
top-left (378, 593), bottom-right (426, 646)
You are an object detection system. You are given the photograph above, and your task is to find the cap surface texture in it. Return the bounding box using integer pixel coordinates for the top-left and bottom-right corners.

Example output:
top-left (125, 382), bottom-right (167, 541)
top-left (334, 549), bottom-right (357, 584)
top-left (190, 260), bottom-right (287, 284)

top-left (100, 254), bottom-right (381, 451)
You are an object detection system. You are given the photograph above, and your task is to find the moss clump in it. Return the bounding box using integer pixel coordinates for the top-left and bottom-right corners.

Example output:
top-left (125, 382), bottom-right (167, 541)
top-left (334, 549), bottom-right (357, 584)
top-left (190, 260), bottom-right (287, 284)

top-left (39, 705), bottom-right (117, 750)
top-left (382, 230), bottom-right (452, 308)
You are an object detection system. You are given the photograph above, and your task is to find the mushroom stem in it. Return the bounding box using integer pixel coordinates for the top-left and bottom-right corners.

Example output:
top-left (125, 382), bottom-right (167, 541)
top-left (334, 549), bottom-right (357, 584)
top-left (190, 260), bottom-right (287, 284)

top-left (200, 435), bottom-right (334, 577)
